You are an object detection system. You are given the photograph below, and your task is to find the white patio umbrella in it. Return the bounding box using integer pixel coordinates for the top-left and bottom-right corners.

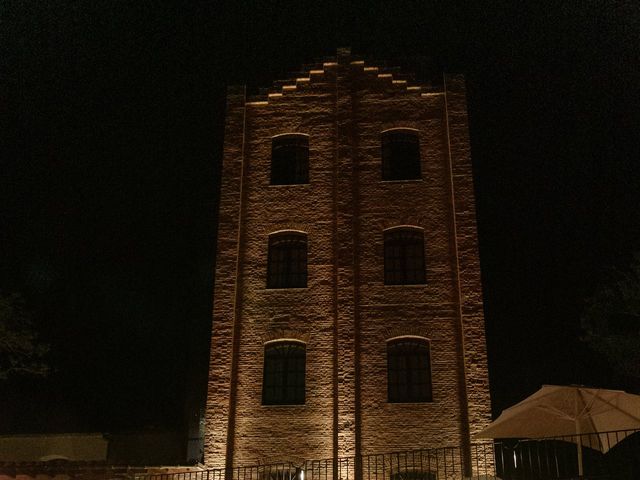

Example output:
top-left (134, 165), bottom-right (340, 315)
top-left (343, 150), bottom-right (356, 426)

top-left (477, 385), bottom-right (640, 476)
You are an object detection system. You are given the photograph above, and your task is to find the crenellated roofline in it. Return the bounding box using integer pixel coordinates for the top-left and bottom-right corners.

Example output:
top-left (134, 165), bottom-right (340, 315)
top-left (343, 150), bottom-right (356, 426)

top-left (236, 48), bottom-right (444, 106)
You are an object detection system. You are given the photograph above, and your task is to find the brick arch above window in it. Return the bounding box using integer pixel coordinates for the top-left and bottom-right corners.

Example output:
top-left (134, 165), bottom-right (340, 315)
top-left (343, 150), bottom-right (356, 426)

top-left (265, 223), bottom-right (314, 236)
top-left (271, 132), bottom-right (310, 140)
top-left (383, 224), bottom-right (425, 233)
top-left (384, 326), bottom-right (434, 342)
top-left (375, 217), bottom-right (428, 231)
top-left (269, 228), bottom-right (308, 236)
top-left (383, 227), bottom-right (426, 285)
top-left (387, 334), bottom-right (431, 343)
top-left (264, 338), bottom-right (307, 347)
top-left (262, 328), bottom-right (310, 345)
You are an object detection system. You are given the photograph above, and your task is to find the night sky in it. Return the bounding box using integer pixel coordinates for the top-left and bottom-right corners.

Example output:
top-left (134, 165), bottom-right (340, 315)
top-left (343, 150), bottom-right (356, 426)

top-left (2, 1), bottom-right (639, 439)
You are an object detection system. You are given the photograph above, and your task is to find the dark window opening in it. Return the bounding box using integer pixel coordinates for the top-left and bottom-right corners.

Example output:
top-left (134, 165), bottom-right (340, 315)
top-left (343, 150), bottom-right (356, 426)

top-left (271, 135), bottom-right (309, 185)
top-left (382, 130), bottom-right (421, 180)
top-left (267, 233), bottom-right (308, 288)
top-left (384, 228), bottom-right (426, 285)
top-left (387, 338), bottom-right (432, 403)
top-left (262, 341), bottom-right (306, 405)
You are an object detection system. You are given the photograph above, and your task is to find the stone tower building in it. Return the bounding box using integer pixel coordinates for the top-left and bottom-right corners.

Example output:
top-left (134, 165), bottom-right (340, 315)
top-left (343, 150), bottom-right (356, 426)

top-left (205, 48), bottom-right (491, 473)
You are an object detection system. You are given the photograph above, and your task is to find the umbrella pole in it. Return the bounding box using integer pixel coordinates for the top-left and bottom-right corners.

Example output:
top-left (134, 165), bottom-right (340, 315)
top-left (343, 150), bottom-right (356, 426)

top-left (576, 419), bottom-right (584, 477)
top-left (574, 391), bottom-right (584, 478)
top-left (577, 434), bottom-right (584, 477)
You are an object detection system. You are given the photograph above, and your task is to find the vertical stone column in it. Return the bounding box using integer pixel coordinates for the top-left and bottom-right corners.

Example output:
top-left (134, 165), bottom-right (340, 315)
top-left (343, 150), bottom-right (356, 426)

top-left (204, 86), bottom-right (246, 468)
top-left (444, 74), bottom-right (492, 475)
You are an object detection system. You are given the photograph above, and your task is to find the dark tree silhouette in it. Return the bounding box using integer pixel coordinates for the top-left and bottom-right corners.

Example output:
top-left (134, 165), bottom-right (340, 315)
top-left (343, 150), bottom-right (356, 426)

top-left (582, 254), bottom-right (640, 392)
top-left (0, 293), bottom-right (49, 379)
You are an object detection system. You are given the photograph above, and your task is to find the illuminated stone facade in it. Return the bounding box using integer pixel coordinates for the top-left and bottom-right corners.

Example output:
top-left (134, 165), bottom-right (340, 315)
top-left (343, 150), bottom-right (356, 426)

top-left (205, 48), bottom-right (491, 470)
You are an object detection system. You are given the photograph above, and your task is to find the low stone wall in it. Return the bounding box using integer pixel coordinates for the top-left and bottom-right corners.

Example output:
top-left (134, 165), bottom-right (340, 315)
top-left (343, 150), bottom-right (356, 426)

top-left (0, 434), bottom-right (108, 463)
top-left (0, 463), bottom-right (203, 480)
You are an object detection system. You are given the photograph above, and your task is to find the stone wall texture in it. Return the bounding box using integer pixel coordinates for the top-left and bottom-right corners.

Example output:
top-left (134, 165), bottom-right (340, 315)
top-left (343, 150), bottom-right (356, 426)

top-left (205, 49), bottom-right (491, 471)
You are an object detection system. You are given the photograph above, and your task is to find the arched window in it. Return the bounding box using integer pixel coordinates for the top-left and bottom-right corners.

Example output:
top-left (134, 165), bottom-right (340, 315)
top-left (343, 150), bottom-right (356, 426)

top-left (381, 129), bottom-right (421, 180)
top-left (262, 341), bottom-right (306, 405)
top-left (271, 134), bottom-right (309, 185)
top-left (387, 338), bottom-right (432, 403)
top-left (384, 228), bottom-right (426, 285)
top-left (267, 232), bottom-right (307, 288)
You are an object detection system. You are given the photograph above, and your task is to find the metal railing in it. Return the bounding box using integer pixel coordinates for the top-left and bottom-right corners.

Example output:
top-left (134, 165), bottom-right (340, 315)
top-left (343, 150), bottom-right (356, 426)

top-left (494, 429), bottom-right (640, 480)
top-left (361, 444), bottom-right (495, 480)
top-left (134, 430), bottom-right (640, 480)
top-left (184, 431), bottom-right (639, 480)
top-left (6, 430), bottom-right (635, 480)
top-left (136, 445), bottom-right (497, 480)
